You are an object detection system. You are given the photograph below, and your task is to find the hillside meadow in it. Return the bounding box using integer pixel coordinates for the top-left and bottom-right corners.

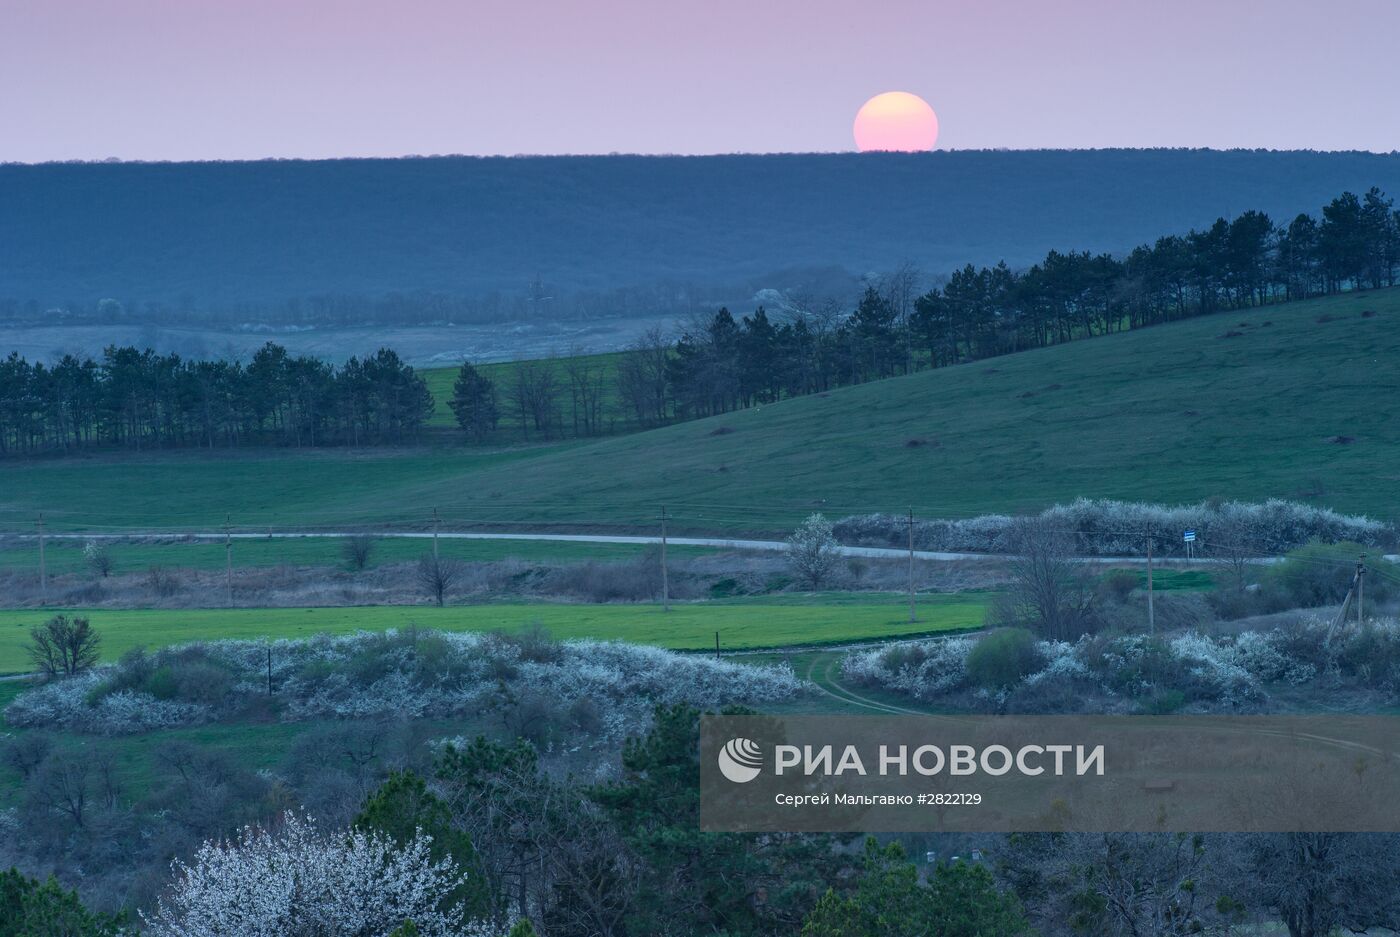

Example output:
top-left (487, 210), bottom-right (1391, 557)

top-left (1, 288), bottom-right (1396, 535)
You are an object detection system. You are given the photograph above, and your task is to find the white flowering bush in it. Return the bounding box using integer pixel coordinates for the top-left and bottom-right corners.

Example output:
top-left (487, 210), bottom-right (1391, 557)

top-left (842, 637), bottom-right (973, 699)
top-left (836, 498), bottom-right (1392, 557)
top-left (838, 625), bottom-right (1400, 712)
top-left (1168, 633), bottom-right (1261, 706)
top-left (4, 629), bottom-right (804, 738)
top-left (143, 812), bottom-right (476, 937)
top-left (3, 671), bottom-right (211, 734)
top-left (1023, 641), bottom-right (1092, 688)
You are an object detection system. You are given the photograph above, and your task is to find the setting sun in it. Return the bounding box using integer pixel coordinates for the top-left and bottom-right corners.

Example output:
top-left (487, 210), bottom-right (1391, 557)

top-left (853, 91), bottom-right (939, 152)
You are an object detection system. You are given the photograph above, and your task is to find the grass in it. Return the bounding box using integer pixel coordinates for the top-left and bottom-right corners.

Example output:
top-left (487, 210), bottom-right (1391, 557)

top-left (0, 592), bottom-right (990, 672)
top-left (3, 288), bottom-right (1397, 534)
top-left (422, 350), bottom-right (632, 434)
top-left (0, 535), bottom-right (710, 577)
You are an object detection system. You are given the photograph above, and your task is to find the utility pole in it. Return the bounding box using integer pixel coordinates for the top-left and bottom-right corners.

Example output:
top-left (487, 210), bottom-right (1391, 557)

top-left (660, 505), bottom-right (670, 612)
top-left (1357, 553), bottom-right (1367, 625)
top-left (907, 506), bottom-right (917, 623)
top-left (36, 513), bottom-right (47, 604)
top-left (715, 631), bottom-right (720, 657)
top-left (224, 514), bottom-right (233, 607)
top-left (1145, 536), bottom-right (1155, 635)
top-left (432, 507), bottom-right (440, 560)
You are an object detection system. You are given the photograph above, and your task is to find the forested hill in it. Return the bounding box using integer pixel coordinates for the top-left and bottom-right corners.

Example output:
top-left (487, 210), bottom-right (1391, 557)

top-left (6, 149), bottom-right (1400, 313)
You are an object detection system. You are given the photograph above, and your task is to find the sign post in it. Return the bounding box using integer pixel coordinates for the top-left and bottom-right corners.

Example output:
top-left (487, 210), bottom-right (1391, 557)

top-left (1183, 528), bottom-right (1196, 562)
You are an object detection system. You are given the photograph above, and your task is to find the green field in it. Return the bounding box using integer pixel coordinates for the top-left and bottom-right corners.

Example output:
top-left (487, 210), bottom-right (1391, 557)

top-left (0, 535), bottom-right (710, 577)
top-left (0, 592), bottom-right (989, 672)
top-left (3, 289), bottom-right (1396, 534)
top-left (422, 350), bottom-right (631, 432)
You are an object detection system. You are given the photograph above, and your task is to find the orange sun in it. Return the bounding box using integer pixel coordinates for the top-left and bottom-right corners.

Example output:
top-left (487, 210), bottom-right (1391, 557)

top-left (853, 91), bottom-right (939, 152)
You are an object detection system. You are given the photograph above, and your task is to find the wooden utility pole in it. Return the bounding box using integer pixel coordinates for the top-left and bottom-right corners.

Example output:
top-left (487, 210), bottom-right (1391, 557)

top-left (36, 513), bottom-right (47, 604)
top-left (907, 506), bottom-right (917, 623)
top-left (715, 631), bottom-right (720, 657)
top-left (1145, 536), bottom-right (1155, 635)
top-left (660, 505), bottom-right (670, 612)
top-left (224, 514), bottom-right (233, 607)
top-left (1357, 553), bottom-right (1367, 624)
top-left (432, 507), bottom-right (440, 560)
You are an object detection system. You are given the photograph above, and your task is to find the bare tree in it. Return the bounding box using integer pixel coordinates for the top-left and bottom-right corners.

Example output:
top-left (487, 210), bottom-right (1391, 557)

top-left (417, 553), bottom-right (464, 607)
top-left (1206, 510), bottom-right (1258, 592)
top-left (510, 359), bottom-right (562, 438)
top-left (881, 260), bottom-right (922, 374)
top-left (1001, 832), bottom-right (1235, 937)
top-left (787, 513), bottom-right (839, 589)
top-left (1001, 518), bottom-right (1098, 640)
top-left (564, 347), bottom-right (607, 436)
top-left (26, 751), bottom-right (92, 830)
top-left (1228, 833), bottom-right (1400, 937)
top-left (1, 732), bottom-right (54, 781)
top-left (342, 534), bottom-right (375, 572)
top-left (616, 328), bottom-right (671, 426)
top-left (27, 614), bottom-right (101, 677)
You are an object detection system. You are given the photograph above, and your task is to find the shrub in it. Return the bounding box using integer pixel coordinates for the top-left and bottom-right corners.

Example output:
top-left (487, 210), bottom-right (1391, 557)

top-left (842, 638), bottom-right (973, 700)
top-left (835, 498), bottom-right (1393, 557)
top-left (1264, 541), bottom-right (1391, 609)
top-left (967, 629), bottom-right (1043, 690)
top-left (1100, 569), bottom-right (1139, 603)
top-left (7, 630), bottom-right (803, 739)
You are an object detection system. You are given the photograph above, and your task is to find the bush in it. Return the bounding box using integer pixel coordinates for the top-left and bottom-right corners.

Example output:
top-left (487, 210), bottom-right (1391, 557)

top-left (967, 629), bottom-right (1043, 690)
top-left (1100, 569), bottom-right (1139, 602)
top-left (842, 638), bottom-right (973, 700)
top-left (6, 629), bottom-right (804, 739)
top-left (835, 498), bottom-right (1394, 557)
top-left (1264, 541), bottom-right (1392, 610)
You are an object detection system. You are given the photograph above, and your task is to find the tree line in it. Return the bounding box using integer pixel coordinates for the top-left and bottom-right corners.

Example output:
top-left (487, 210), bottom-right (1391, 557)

top-left (448, 186), bottom-right (1400, 436)
top-left (0, 342), bottom-right (433, 454)
top-left (5, 187), bottom-right (1397, 453)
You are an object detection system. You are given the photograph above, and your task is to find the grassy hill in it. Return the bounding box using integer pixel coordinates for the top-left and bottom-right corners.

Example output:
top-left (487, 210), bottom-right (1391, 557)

top-left (1, 288), bottom-right (1395, 534)
top-left (8, 150), bottom-right (1400, 310)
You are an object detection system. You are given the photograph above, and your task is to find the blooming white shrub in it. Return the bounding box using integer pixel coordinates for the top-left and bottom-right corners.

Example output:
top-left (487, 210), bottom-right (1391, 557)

top-left (835, 498), bottom-right (1391, 557)
top-left (842, 637), bottom-right (973, 700)
top-left (4, 630), bottom-right (804, 739)
top-left (2, 672), bottom-right (211, 734)
top-left (1023, 641), bottom-right (1091, 688)
top-left (1168, 633), bottom-right (1260, 706)
top-left (143, 813), bottom-right (474, 937)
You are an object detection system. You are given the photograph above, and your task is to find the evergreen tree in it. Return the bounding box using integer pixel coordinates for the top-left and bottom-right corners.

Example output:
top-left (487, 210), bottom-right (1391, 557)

top-left (448, 361), bottom-right (499, 442)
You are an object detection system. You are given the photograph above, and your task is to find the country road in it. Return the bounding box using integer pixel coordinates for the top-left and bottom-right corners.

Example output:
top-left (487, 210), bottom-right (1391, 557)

top-left (25, 529), bottom-right (1385, 565)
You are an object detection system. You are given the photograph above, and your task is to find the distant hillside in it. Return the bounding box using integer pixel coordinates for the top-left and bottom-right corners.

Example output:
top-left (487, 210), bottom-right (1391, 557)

top-left (6, 149), bottom-right (1400, 317)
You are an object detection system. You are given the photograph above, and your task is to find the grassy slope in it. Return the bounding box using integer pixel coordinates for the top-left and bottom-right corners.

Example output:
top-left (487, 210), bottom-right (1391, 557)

top-left (0, 593), bottom-right (988, 672)
top-left (2, 289), bottom-right (1395, 534)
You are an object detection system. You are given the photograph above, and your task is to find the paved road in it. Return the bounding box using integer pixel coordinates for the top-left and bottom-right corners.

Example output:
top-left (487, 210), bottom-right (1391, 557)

top-left (32, 529), bottom-right (1365, 565)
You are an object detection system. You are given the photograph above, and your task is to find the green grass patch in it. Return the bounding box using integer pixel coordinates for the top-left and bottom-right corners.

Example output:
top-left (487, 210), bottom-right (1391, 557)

top-left (0, 593), bottom-right (989, 672)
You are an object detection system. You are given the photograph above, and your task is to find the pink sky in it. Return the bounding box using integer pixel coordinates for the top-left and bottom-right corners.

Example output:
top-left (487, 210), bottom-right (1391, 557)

top-left (3, 0), bottom-right (1397, 162)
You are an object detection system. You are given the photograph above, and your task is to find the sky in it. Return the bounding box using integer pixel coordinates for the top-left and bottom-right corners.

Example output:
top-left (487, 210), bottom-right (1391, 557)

top-left (3, 0), bottom-right (1398, 162)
